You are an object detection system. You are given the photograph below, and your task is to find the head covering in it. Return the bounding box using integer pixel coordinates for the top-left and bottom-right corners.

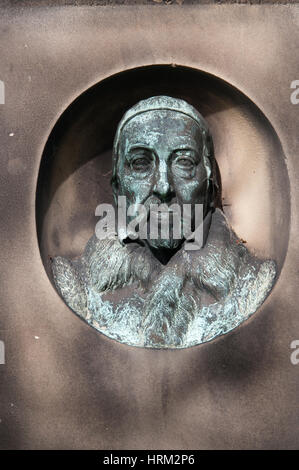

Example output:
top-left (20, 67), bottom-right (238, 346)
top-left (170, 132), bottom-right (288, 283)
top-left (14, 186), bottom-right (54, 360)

top-left (112, 96), bottom-right (208, 167)
top-left (111, 96), bottom-right (222, 209)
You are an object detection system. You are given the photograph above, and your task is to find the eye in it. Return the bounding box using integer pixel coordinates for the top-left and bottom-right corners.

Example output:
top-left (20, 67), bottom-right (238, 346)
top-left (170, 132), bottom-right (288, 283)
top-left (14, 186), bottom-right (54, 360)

top-left (175, 157), bottom-right (195, 169)
top-left (131, 156), bottom-right (152, 171)
top-left (129, 148), bottom-right (153, 172)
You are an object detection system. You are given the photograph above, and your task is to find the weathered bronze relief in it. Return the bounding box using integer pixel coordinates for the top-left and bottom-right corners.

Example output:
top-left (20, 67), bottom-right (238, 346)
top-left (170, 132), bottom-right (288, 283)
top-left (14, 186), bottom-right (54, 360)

top-left (52, 96), bottom-right (276, 348)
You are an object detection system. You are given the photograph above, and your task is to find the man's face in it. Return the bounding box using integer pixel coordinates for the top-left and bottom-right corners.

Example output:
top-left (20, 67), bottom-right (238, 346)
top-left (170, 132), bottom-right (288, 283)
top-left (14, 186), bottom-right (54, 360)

top-left (116, 110), bottom-right (210, 251)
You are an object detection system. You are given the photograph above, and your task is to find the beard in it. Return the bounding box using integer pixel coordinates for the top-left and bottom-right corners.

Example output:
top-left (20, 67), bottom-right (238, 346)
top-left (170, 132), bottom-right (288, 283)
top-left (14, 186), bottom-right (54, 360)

top-left (123, 195), bottom-right (200, 252)
top-left (82, 209), bottom-right (251, 347)
top-left (144, 209), bottom-right (184, 251)
top-left (53, 208), bottom-right (276, 348)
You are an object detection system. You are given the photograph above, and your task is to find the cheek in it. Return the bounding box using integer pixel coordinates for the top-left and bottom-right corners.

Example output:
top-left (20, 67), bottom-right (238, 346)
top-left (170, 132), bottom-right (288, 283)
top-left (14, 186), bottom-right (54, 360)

top-left (173, 165), bottom-right (208, 204)
top-left (120, 175), bottom-right (153, 202)
top-left (173, 178), bottom-right (207, 204)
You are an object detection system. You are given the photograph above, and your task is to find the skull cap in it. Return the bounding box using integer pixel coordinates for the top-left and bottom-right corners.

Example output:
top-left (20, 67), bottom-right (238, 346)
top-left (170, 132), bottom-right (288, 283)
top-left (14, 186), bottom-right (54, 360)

top-left (112, 95), bottom-right (209, 167)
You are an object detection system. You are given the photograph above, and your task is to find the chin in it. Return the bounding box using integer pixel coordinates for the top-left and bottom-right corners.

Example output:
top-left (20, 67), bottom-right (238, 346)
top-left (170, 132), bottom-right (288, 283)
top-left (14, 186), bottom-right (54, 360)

top-left (146, 238), bottom-right (183, 251)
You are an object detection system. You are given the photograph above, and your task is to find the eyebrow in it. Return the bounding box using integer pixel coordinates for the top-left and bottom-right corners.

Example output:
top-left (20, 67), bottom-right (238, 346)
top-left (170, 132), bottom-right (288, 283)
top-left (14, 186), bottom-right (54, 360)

top-left (125, 145), bottom-right (156, 162)
top-left (127, 144), bottom-right (154, 153)
top-left (172, 147), bottom-right (200, 160)
top-left (125, 145), bottom-right (201, 162)
top-left (172, 146), bottom-right (198, 152)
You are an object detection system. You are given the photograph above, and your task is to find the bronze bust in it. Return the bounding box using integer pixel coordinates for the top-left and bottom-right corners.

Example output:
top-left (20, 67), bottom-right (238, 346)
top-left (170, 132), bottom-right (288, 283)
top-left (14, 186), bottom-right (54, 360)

top-left (52, 96), bottom-right (276, 348)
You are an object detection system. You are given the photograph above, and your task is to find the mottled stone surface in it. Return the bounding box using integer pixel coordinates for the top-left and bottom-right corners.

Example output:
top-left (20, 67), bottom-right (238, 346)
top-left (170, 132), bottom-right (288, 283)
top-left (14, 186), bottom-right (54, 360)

top-left (0, 2), bottom-right (298, 450)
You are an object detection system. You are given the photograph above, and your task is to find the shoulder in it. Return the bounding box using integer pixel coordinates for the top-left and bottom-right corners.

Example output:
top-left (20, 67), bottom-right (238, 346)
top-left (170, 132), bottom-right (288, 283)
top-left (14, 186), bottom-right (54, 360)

top-left (52, 255), bottom-right (89, 320)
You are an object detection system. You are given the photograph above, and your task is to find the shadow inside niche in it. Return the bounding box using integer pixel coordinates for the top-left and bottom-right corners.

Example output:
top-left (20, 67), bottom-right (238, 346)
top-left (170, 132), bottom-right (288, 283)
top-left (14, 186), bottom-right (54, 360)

top-left (37, 65), bottom-right (235, 276)
top-left (36, 64), bottom-right (290, 286)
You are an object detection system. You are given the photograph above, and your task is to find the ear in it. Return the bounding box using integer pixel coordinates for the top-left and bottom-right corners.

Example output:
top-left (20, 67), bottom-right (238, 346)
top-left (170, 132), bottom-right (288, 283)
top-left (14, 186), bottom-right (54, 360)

top-left (203, 131), bottom-right (222, 210)
top-left (111, 175), bottom-right (119, 206)
top-left (202, 131), bottom-right (212, 184)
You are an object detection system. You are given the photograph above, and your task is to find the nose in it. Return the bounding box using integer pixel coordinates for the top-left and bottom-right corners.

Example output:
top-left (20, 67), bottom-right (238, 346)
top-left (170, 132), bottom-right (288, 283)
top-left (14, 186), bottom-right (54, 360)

top-left (152, 161), bottom-right (173, 202)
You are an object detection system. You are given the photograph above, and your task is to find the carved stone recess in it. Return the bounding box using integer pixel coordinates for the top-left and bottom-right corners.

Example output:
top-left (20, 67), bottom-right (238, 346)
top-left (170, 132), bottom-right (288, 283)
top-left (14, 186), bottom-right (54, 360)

top-left (52, 96), bottom-right (276, 348)
top-left (0, 3), bottom-right (297, 449)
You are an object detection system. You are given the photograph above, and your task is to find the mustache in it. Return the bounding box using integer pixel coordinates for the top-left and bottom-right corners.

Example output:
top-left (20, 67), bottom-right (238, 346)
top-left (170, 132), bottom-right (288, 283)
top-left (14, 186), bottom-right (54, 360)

top-left (140, 196), bottom-right (179, 218)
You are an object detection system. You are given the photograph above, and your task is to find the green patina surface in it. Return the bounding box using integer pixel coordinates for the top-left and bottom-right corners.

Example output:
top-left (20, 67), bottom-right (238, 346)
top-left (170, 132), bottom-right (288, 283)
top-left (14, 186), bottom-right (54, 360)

top-left (52, 96), bottom-right (276, 348)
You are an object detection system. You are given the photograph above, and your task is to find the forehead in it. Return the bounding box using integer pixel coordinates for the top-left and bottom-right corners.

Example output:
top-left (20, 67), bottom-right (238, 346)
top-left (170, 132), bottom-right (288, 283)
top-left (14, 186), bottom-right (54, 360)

top-left (118, 109), bottom-right (204, 150)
